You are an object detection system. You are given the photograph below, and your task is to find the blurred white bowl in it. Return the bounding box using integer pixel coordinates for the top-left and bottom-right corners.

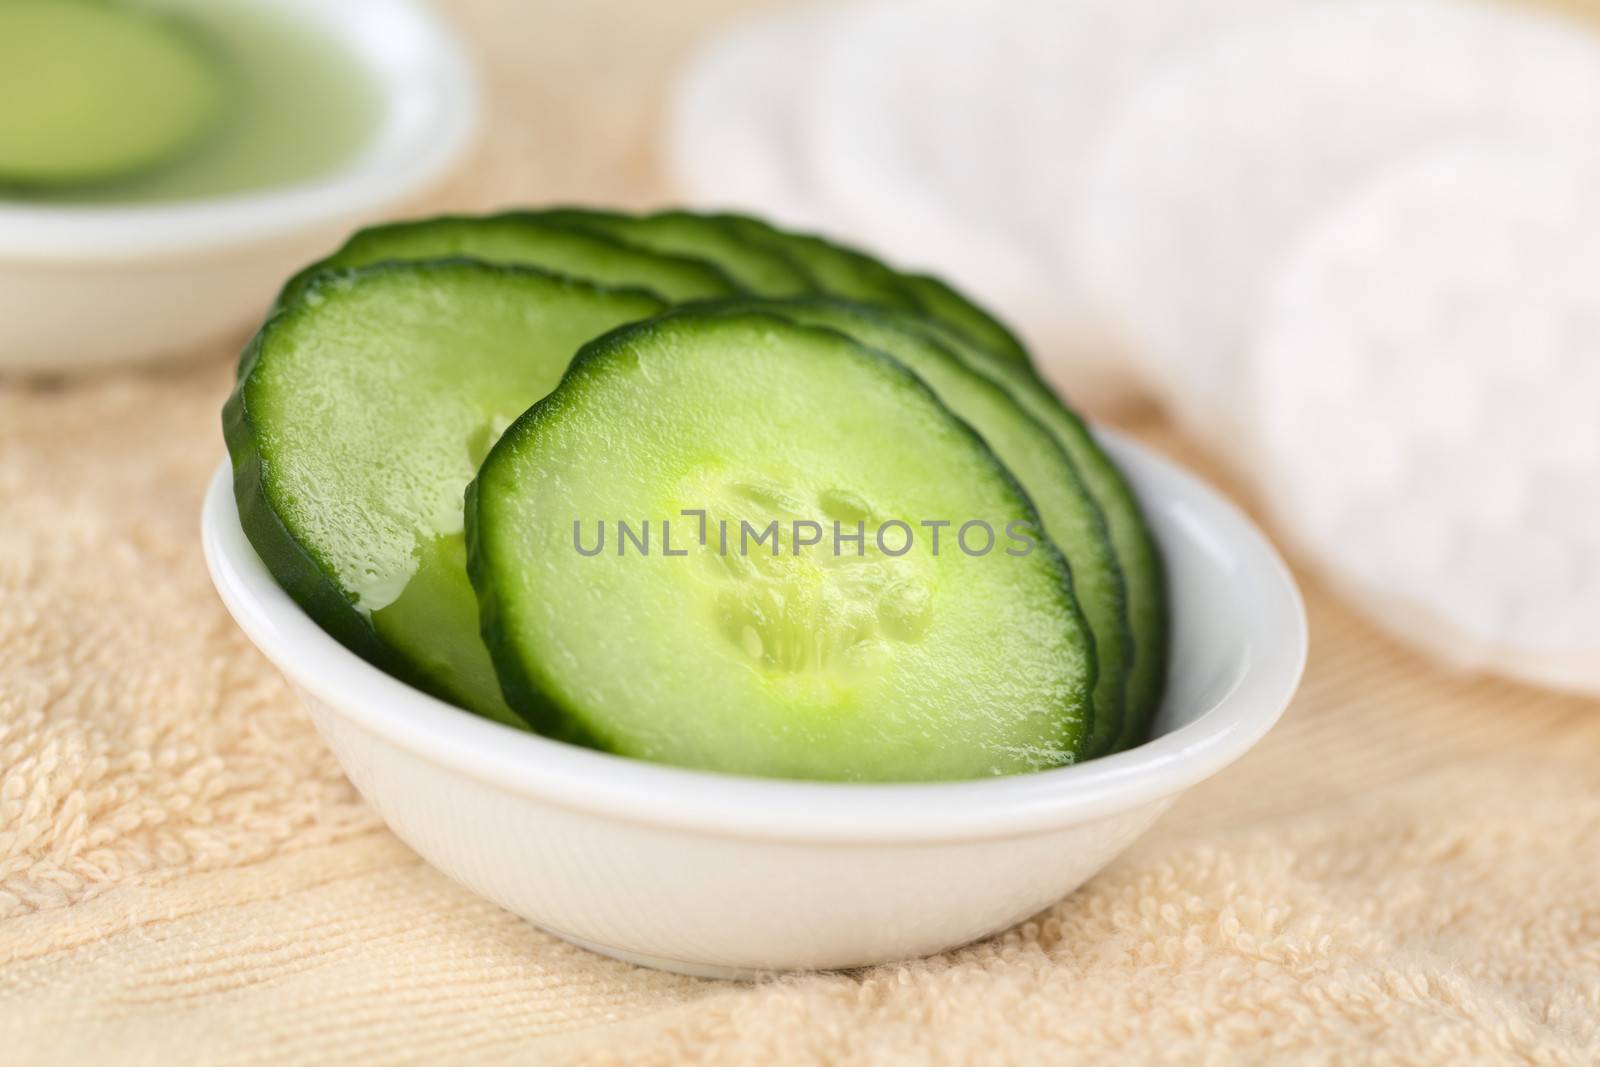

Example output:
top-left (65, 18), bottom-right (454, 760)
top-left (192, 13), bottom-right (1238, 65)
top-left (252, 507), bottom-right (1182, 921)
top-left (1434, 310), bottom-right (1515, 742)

top-left (0, 0), bottom-right (477, 374)
top-left (201, 430), bottom-right (1306, 979)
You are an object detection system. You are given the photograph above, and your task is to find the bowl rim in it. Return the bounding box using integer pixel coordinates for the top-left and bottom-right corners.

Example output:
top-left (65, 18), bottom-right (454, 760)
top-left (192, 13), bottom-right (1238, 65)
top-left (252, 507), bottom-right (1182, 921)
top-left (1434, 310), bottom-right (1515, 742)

top-left (0, 0), bottom-right (479, 261)
top-left (201, 429), bottom-right (1307, 844)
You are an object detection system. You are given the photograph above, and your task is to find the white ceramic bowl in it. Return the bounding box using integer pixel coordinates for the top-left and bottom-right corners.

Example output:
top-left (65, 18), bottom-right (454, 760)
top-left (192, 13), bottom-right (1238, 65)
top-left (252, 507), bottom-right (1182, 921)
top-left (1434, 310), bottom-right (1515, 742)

top-left (0, 0), bottom-right (477, 374)
top-left (201, 431), bottom-right (1306, 979)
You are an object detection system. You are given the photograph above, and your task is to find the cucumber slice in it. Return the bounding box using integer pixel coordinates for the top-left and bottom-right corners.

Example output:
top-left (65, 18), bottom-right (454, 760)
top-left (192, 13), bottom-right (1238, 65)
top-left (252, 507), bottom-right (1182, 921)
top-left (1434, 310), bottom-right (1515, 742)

top-left (899, 272), bottom-right (1031, 370)
top-left (719, 214), bottom-right (925, 310)
top-left (538, 208), bottom-right (816, 296)
top-left (923, 319), bottom-right (1167, 750)
top-left (0, 0), bottom-right (228, 188)
top-left (468, 309), bottom-right (1096, 781)
top-left (225, 260), bottom-right (666, 727)
top-left (712, 296), bottom-right (1129, 752)
top-left (280, 214), bottom-right (739, 306)
top-left (534, 208), bottom-right (1035, 373)
top-left (724, 216), bottom-right (1037, 372)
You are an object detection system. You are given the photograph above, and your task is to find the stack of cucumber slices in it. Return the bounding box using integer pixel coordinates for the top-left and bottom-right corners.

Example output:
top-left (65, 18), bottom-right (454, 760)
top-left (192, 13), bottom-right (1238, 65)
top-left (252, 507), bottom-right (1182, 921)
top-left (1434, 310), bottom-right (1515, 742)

top-left (225, 208), bottom-right (1167, 782)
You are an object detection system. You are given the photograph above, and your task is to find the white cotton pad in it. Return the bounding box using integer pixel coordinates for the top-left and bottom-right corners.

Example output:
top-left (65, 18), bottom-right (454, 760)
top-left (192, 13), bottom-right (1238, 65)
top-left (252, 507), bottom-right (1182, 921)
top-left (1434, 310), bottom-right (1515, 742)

top-left (803, 0), bottom-right (1280, 406)
top-left (1080, 0), bottom-right (1600, 444)
top-left (664, 7), bottom-right (842, 231)
top-left (1253, 141), bottom-right (1600, 694)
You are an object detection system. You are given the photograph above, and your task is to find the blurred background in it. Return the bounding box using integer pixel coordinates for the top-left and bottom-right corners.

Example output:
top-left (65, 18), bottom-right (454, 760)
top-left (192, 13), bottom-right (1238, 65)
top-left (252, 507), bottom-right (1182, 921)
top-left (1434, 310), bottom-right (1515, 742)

top-left (10, 0), bottom-right (1594, 694)
top-left (3, 1), bottom-right (1600, 1061)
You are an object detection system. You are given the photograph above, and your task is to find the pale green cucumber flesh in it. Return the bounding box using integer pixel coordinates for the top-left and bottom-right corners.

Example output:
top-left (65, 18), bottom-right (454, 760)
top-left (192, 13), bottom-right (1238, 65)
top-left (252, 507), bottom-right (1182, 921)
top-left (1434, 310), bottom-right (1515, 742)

top-left (0, 0), bottom-right (228, 187)
top-left (712, 297), bottom-right (1130, 752)
top-left (536, 208), bottom-right (816, 296)
top-left (279, 214), bottom-right (739, 306)
top-left (225, 260), bottom-right (666, 727)
top-left (469, 310), bottom-right (1096, 781)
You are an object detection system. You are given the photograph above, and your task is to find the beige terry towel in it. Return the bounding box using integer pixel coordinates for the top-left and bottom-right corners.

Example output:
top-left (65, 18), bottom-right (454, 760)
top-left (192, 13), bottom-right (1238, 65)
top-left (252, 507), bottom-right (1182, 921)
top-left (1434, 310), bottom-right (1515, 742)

top-left (4, 367), bottom-right (1599, 1066)
top-left (2, 2), bottom-right (1599, 1063)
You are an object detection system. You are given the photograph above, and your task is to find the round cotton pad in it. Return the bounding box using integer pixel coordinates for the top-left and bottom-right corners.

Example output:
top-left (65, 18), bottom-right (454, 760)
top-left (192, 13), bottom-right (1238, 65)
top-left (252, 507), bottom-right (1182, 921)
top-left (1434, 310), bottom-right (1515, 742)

top-left (1080, 0), bottom-right (1600, 446)
top-left (665, 7), bottom-right (841, 232)
top-left (1253, 141), bottom-right (1600, 694)
top-left (805, 0), bottom-right (1280, 405)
